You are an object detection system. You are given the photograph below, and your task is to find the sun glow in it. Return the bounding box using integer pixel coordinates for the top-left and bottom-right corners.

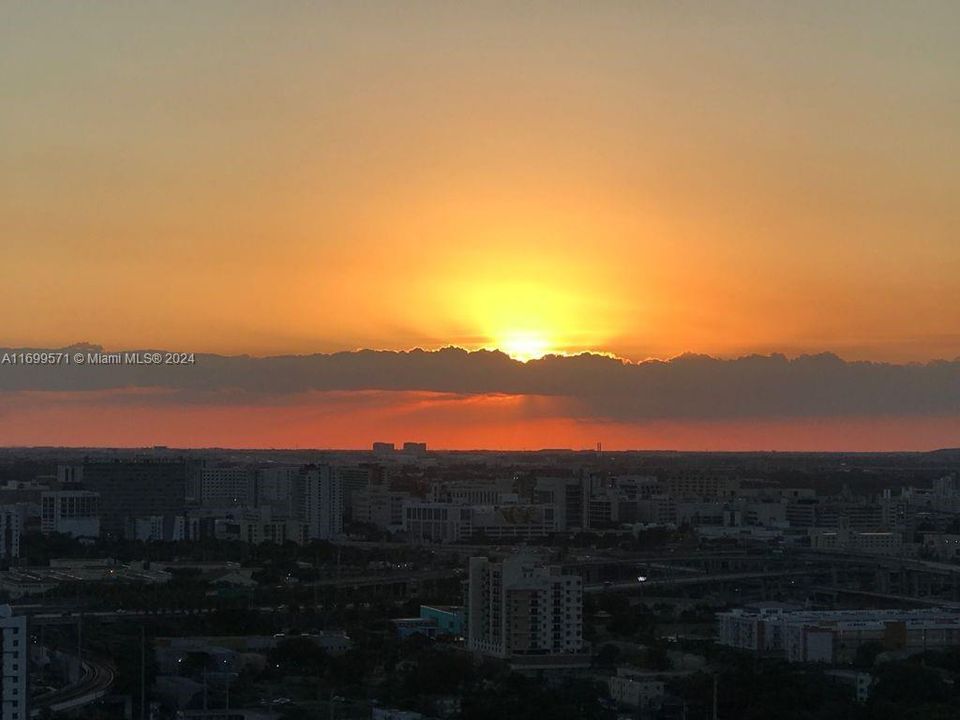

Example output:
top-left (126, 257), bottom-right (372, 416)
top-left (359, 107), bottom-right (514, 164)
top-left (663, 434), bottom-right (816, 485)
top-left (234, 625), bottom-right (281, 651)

top-left (498, 331), bottom-right (553, 362)
top-left (450, 271), bottom-right (618, 362)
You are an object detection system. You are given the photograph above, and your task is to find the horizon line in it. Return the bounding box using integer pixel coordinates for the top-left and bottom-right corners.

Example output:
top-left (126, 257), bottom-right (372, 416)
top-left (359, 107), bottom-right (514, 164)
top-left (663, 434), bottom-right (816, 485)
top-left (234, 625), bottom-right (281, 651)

top-left (3, 342), bottom-right (960, 367)
top-left (3, 444), bottom-right (959, 455)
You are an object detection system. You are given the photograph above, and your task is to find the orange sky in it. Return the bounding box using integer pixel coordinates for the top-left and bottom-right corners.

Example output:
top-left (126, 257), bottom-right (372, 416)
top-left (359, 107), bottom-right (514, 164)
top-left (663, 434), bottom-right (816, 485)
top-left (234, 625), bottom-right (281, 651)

top-left (4, 389), bottom-right (959, 452)
top-left (1, 4), bottom-right (959, 450)
top-left (2, 3), bottom-right (958, 364)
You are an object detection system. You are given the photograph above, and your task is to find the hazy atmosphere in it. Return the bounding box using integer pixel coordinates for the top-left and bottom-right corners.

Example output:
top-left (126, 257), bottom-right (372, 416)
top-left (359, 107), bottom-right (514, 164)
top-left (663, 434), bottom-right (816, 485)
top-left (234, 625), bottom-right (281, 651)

top-left (2, 1), bottom-right (958, 448)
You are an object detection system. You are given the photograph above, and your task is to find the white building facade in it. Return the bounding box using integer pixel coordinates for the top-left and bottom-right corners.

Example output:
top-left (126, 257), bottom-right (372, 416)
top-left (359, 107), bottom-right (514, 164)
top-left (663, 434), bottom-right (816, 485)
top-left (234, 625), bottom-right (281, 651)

top-left (467, 554), bottom-right (586, 668)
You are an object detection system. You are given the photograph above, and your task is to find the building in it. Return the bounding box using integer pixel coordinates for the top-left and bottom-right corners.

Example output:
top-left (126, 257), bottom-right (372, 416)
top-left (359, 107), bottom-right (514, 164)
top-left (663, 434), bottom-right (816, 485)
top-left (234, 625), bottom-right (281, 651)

top-left (636, 495), bottom-right (678, 525)
top-left (429, 481), bottom-right (503, 505)
top-left (663, 474), bottom-right (739, 499)
top-left (471, 505), bottom-right (558, 541)
top-left (467, 554), bottom-right (587, 669)
top-left (0, 605), bottom-right (27, 720)
top-left (73, 460), bottom-right (189, 539)
top-left (402, 442), bottom-right (427, 456)
top-left (808, 528), bottom-right (906, 556)
top-left (131, 515), bottom-right (190, 542)
top-left (302, 465), bottom-right (343, 540)
top-left (352, 486), bottom-right (409, 531)
top-left (420, 605), bottom-right (464, 636)
top-left (372, 442), bottom-right (396, 455)
top-left (391, 617), bottom-right (440, 640)
top-left (336, 466), bottom-right (372, 515)
top-left (256, 465), bottom-right (300, 516)
top-left (718, 607), bottom-right (960, 663)
top-left (533, 477), bottom-right (589, 531)
top-left (199, 466), bottom-right (255, 507)
top-left (607, 668), bottom-right (665, 711)
top-left (0, 510), bottom-right (20, 561)
top-left (402, 502), bottom-right (471, 543)
top-left (40, 491), bottom-right (100, 539)
top-left (240, 510), bottom-right (308, 545)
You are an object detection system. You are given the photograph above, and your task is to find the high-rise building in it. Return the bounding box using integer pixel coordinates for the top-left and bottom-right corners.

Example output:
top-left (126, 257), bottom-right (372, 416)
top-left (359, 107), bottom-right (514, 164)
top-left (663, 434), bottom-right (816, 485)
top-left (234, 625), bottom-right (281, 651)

top-left (0, 510), bottom-right (20, 561)
top-left (467, 554), bottom-right (586, 669)
top-left (0, 605), bottom-right (28, 720)
top-left (72, 460), bottom-right (189, 539)
top-left (256, 466), bottom-right (301, 516)
top-left (199, 466), bottom-right (256, 507)
top-left (302, 465), bottom-right (343, 540)
top-left (337, 466), bottom-right (373, 516)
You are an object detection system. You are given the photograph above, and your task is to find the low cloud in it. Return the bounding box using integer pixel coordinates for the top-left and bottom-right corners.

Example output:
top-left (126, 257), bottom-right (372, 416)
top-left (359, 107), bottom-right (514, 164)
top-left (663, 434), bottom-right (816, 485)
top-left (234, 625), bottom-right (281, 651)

top-left (1, 345), bottom-right (958, 421)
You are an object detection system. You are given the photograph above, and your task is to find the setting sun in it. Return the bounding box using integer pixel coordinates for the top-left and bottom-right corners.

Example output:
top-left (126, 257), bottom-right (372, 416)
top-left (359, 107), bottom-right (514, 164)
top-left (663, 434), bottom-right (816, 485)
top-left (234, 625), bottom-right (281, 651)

top-left (498, 331), bottom-right (553, 362)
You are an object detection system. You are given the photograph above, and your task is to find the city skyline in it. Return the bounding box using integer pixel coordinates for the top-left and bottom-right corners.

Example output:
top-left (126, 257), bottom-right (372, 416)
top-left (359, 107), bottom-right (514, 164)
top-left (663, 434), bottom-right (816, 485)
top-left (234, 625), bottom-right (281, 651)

top-left (4, 5), bottom-right (960, 719)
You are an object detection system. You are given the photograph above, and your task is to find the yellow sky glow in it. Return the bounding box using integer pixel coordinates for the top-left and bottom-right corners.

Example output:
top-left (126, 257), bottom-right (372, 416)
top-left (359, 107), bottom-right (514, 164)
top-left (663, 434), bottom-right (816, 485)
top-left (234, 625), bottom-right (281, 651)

top-left (1, 3), bottom-right (958, 362)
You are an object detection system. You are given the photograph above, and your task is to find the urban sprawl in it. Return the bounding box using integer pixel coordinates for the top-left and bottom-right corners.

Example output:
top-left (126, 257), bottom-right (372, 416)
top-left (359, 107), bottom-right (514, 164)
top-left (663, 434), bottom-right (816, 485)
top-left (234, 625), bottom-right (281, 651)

top-left (1, 445), bottom-right (960, 719)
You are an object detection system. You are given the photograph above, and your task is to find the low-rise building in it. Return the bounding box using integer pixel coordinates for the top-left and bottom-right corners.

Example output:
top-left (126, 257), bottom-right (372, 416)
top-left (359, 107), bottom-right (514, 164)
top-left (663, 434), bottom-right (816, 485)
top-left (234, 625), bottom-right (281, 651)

top-left (607, 667), bottom-right (665, 711)
top-left (808, 528), bottom-right (907, 556)
top-left (719, 607), bottom-right (960, 663)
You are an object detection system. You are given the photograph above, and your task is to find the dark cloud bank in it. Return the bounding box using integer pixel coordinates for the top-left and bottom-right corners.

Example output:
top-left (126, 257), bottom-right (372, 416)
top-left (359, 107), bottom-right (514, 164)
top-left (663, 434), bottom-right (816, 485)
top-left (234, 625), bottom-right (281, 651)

top-left (3, 345), bottom-right (959, 421)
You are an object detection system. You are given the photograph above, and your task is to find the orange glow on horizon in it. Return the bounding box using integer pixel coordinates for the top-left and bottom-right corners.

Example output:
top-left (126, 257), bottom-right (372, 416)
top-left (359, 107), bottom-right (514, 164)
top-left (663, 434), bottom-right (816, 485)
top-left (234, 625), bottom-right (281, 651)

top-left (3, 389), bottom-right (960, 452)
top-left (1, 3), bottom-right (959, 368)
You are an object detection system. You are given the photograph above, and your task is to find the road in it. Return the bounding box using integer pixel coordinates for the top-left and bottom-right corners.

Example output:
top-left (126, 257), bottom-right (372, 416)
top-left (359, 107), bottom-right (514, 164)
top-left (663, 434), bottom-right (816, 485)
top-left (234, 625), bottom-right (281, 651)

top-left (585, 568), bottom-right (821, 593)
top-left (32, 654), bottom-right (115, 716)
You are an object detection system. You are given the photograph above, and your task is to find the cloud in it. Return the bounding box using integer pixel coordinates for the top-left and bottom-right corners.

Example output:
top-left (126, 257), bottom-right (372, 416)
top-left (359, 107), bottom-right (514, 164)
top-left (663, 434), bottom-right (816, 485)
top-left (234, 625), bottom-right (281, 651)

top-left (1, 345), bottom-right (959, 422)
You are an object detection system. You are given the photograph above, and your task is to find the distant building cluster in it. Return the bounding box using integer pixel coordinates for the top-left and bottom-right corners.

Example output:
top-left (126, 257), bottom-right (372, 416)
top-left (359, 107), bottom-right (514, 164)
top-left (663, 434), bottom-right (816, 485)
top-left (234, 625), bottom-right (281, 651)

top-left (1, 445), bottom-right (960, 718)
top-left (718, 606), bottom-right (960, 663)
top-left (0, 448), bottom-right (958, 567)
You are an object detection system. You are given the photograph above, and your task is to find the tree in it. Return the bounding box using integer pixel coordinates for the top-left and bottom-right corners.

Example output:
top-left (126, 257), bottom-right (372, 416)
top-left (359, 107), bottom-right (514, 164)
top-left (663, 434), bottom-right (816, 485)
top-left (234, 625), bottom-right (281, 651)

top-left (595, 643), bottom-right (621, 668)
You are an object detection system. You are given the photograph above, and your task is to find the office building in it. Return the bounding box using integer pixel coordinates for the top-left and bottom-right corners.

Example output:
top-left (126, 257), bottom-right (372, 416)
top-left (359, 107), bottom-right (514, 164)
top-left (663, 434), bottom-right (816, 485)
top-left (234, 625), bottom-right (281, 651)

top-left (72, 460), bottom-right (189, 539)
top-left (352, 486), bottom-right (409, 531)
top-left (40, 491), bottom-right (100, 539)
top-left (199, 466), bottom-right (255, 507)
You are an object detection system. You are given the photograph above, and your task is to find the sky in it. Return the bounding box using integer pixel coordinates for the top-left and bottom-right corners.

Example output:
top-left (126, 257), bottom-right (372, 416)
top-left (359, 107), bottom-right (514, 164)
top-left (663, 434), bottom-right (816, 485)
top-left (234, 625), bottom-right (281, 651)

top-left (1, 2), bottom-right (958, 450)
